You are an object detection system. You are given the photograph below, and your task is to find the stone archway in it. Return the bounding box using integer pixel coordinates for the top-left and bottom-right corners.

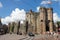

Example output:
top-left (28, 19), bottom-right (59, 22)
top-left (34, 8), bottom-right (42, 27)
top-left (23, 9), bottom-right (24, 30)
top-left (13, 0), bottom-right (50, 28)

top-left (46, 21), bottom-right (49, 32)
top-left (46, 25), bottom-right (49, 31)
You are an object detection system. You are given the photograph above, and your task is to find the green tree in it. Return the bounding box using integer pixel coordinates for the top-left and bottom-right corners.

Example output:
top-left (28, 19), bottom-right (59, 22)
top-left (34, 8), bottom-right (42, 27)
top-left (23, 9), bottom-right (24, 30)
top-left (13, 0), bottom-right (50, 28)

top-left (57, 21), bottom-right (60, 25)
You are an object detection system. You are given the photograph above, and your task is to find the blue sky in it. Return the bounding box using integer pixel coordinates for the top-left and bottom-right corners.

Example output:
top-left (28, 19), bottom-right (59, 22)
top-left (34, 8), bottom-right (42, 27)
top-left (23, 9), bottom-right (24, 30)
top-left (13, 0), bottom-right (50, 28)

top-left (0, 0), bottom-right (59, 17)
top-left (0, 0), bottom-right (41, 18)
top-left (0, 0), bottom-right (60, 24)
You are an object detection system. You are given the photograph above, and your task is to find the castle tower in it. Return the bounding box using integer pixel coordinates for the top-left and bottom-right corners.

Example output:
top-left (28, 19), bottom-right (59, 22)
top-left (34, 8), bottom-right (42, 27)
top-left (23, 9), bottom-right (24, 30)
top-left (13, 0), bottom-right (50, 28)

top-left (39, 7), bottom-right (46, 34)
top-left (37, 14), bottom-right (40, 34)
top-left (47, 8), bottom-right (53, 32)
top-left (26, 10), bottom-right (35, 34)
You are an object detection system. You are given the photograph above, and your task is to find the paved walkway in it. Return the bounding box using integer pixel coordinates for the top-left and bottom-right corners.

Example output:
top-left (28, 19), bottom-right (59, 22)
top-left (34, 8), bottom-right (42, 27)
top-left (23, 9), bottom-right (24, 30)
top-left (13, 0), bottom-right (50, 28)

top-left (0, 34), bottom-right (28, 40)
top-left (0, 34), bottom-right (60, 40)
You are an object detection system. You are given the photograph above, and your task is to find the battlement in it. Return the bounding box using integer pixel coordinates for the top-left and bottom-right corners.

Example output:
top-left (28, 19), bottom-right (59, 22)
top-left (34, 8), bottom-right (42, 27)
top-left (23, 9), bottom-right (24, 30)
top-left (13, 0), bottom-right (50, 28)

top-left (47, 8), bottom-right (53, 10)
top-left (40, 7), bottom-right (46, 11)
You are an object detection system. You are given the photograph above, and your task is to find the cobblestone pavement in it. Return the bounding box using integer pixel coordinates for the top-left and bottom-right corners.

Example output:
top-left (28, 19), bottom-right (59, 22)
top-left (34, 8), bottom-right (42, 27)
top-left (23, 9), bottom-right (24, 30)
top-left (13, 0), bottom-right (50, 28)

top-left (0, 34), bottom-right (60, 40)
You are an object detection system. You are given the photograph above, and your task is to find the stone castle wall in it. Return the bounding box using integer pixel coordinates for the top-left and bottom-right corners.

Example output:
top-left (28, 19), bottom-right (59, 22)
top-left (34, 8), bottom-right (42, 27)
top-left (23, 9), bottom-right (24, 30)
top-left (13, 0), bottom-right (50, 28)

top-left (8, 7), bottom-right (54, 34)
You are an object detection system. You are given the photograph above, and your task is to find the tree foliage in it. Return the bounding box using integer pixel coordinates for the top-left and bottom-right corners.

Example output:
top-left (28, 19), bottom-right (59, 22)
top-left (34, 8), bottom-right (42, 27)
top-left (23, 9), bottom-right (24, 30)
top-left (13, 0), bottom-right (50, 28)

top-left (57, 21), bottom-right (60, 27)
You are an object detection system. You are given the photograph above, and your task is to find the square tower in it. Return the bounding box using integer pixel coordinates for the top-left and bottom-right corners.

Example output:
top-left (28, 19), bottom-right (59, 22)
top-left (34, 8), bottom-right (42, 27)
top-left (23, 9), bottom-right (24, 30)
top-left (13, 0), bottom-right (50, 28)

top-left (39, 7), bottom-right (47, 34)
top-left (47, 8), bottom-right (53, 32)
top-left (37, 7), bottom-right (53, 34)
top-left (26, 10), bottom-right (36, 34)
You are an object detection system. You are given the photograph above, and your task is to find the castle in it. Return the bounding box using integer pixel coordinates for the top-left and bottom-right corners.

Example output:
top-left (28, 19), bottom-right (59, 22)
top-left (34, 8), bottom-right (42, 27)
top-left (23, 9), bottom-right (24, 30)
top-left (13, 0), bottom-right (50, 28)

top-left (26, 7), bottom-right (54, 34)
top-left (0, 7), bottom-right (55, 34)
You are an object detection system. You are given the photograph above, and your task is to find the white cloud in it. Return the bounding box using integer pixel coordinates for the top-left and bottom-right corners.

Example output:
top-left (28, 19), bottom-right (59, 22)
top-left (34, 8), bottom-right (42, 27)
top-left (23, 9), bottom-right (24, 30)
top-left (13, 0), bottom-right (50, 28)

top-left (1, 8), bottom-right (26, 25)
top-left (0, 2), bottom-right (3, 8)
top-left (36, 6), bottom-right (40, 12)
top-left (53, 13), bottom-right (60, 22)
top-left (53, 13), bottom-right (58, 22)
top-left (1, 16), bottom-right (14, 25)
top-left (41, 1), bottom-right (52, 5)
top-left (10, 8), bottom-right (26, 21)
